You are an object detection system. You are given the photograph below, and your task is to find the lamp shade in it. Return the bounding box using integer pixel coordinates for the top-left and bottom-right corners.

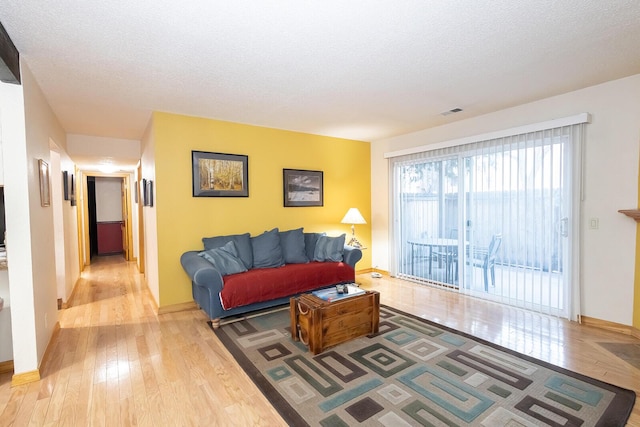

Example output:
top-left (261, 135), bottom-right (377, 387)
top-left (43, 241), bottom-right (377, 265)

top-left (341, 208), bottom-right (366, 225)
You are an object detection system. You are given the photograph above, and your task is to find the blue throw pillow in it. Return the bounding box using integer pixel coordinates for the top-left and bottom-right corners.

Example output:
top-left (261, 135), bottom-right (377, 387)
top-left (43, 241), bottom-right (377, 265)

top-left (313, 234), bottom-right (346, 262)
top-left (279, 228), bottom-right (309, 264)
top-left (251, 228), bottom-right (285, 268)
top-left (304, 232), bottom-right (325, 261)
top-left (203, 232), bottom-right (253, 269)
top-left (198, 241), bottom-right (248, 276)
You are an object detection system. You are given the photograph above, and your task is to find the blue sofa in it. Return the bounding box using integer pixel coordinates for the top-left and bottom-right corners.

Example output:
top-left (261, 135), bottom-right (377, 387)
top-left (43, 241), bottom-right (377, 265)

top-left (180, 228), bottom-right (362, 328)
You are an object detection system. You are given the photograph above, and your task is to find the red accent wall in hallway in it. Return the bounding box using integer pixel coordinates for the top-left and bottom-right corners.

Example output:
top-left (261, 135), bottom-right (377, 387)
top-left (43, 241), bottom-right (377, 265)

top-left (97, 221), bottom-right (123, 254)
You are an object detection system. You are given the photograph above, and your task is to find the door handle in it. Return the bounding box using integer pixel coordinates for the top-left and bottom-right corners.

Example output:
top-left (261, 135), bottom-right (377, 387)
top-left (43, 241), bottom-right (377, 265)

top-left (559, 218), bottom-right (569, 237)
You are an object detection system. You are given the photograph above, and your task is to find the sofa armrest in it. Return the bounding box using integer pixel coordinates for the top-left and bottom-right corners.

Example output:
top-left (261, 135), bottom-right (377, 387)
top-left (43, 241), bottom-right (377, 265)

top-left (180, 251), bottom-right (224, 293)
top-left (343, 245), bottom-right (362, 269)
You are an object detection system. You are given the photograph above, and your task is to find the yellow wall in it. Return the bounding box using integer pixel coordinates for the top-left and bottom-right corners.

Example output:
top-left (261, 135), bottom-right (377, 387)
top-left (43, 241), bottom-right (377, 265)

top-left (153, 112), bottom-right (371, 308)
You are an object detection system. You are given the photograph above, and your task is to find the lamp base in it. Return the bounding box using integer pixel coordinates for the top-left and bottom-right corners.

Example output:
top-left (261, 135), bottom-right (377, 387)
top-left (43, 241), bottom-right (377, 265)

top-left (346, 236), bottom-right (363, 248)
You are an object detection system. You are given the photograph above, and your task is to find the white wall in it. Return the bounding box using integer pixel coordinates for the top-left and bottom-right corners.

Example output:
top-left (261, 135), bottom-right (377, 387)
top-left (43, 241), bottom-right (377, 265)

top-left (371, 74), bottom-right (640, 326)
top-left (62, 165), bottom-right (80, 302)
top-left (20, 64), bottom-right (68, 369)
top-left (131, 171), bottom-right (139, 260)
top-left (67, 134), bottom-right (140, 168)
top-left (95, 177), bottom-right (123, 222)
top-left (140, 118), bottom-right (159, 305)
top-left (50, 150), bottom-right (66, 305)
top-left (49, 146), bottom-right (79, 304)
top-left (0, 76), bottom-right (38, 372)
top-left (0, 63), bottom-right (80, 375)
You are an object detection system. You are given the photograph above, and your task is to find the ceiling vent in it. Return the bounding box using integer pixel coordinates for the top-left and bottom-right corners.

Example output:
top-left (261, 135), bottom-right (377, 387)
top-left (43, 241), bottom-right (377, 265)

top-left (441, 108), bottom-right (463, 116)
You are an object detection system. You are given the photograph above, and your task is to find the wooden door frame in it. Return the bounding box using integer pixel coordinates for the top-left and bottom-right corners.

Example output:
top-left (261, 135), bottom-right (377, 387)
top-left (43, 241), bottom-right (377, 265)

top-left (137, 163), bottom-right (145, 274)
top-left (75, 167), bottom-right (84, 272)
top-left (80, 172), bottom-right (134, 266)
top-left (120, 178), bottom-right (131, 261)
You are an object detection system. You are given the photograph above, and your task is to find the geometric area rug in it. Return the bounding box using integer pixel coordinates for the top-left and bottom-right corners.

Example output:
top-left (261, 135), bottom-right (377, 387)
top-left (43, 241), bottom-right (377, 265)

top-left (212, 305), bottom-right (636, 426)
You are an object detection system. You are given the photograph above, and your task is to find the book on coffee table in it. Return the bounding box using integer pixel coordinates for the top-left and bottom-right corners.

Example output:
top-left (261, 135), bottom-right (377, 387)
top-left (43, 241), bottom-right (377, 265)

top-left (312, 284), bottom-right (364, 302)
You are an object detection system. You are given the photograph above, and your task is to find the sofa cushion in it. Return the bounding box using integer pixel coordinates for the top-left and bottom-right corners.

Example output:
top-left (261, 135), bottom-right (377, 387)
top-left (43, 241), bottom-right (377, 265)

top-left (314, 234), bottom-right (346, 262)
top-left (220, 262), bottom-right (355, 310)
top-left (304, 232), bottom-right (324, 261)
top-left (251, 228), bottom-right (285, 268)
top-left (203, 233), bottom-right (253, 269)
top-left (279, 228), bottom-right (309, 264)
top-left (198, 241), bottom-right (248, 276)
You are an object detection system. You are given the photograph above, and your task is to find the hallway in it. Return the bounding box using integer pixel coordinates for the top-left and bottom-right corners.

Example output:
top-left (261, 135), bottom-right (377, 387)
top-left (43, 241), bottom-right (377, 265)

top-left (0, 256), bottom-right (283, 426)
top-left (0, 257), bottom-right (638, 425)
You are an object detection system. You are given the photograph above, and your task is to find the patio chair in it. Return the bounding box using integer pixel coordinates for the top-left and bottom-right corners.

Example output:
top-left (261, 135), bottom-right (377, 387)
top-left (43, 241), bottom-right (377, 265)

top-left (469, 234), bottom-right (502, 291)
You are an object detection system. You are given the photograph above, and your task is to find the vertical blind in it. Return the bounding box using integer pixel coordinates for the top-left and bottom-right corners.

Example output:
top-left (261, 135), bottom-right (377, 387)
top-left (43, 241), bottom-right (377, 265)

top-left (389, 118), bottom-right (586, 319)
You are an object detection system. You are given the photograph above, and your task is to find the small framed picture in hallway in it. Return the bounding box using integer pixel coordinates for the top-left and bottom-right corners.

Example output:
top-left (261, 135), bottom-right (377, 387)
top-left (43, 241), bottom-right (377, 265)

top-left (146, 180), bottom-right (154, 207)
top-left (142, 179), bottom-right (148, 206)
top-left (39, 159), bottom-right (51, 207)
top-left (63, 171), bottom-right (69, 200)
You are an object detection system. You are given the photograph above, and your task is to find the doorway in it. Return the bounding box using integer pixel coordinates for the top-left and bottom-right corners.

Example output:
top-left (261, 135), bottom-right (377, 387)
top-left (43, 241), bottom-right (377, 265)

top-left (87, 176), bottom-right (125, 258)
top-left (87, 177), bottom-right (98, 258)
top-left (81, 173), bottom-right (135, 266)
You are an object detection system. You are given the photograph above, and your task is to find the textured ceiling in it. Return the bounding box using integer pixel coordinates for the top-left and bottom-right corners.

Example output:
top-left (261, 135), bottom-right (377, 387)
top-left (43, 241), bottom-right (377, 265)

top-left (1, 0), bottom-right (640, 148)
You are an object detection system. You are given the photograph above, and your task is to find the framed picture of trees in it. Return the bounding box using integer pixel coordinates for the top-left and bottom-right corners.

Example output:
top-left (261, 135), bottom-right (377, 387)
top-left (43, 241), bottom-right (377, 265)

top-left (192, 151), bottom-right (249, 197)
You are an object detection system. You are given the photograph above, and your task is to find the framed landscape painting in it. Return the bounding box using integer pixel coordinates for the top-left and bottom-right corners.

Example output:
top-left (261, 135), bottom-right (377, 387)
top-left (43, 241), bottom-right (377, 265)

top-left (192, 151), bottom-right (249, 197)
top-left (283, 169), bottom-right (323, 207)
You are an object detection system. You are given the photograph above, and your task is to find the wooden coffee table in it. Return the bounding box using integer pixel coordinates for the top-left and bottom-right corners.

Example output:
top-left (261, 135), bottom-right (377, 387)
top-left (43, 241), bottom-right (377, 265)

top-left (290, 287), bottom-right (380, 355)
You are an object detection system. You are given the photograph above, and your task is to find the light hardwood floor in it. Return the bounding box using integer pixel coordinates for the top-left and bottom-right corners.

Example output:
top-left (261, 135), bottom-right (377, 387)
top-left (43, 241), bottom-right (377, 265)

top-left (1, 256), bottom-right (639, 426)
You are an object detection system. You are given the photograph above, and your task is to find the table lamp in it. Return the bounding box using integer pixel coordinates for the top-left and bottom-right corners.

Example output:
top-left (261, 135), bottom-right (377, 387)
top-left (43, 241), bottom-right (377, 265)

top-left (341, 208), bottom-right (366, 248)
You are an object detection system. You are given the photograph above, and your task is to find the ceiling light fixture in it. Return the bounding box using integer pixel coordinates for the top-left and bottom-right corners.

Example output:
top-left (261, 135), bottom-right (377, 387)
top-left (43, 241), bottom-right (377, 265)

top-left (98, 162), bottom-right (118, 174)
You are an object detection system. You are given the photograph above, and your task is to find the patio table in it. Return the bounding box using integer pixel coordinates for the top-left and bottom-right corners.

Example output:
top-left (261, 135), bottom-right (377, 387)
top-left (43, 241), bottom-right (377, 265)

top-left (407, 238), bottom-right (464, 283)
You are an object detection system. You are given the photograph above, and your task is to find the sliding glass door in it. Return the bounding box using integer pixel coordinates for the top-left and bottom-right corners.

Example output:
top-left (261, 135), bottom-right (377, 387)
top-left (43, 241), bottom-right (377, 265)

top-left (394, 156), bottom-right (459, 286)
top-left (392, 123), bottom-right (583, 318)
top-left (460, 134), bottom-right (569, 316)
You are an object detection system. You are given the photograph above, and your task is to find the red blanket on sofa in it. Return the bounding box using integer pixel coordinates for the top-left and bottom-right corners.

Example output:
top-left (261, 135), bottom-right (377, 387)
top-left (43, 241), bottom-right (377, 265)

top-left (219, 261), bottom-right (354, 310)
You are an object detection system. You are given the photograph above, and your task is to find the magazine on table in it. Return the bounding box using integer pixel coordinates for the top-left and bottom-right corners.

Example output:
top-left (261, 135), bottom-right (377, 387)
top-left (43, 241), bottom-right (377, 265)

top-left (312, 284), bottom-right (364, 302)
